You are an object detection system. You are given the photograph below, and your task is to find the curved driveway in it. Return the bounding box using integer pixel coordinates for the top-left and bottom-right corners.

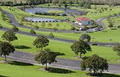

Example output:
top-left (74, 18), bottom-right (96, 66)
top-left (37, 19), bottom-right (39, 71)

top-left (0, 8), bottom-right (120, 74)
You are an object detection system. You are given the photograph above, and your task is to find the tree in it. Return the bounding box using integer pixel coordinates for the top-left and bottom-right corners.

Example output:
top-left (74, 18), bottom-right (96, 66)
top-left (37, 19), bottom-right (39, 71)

top-left (56, 23), bottom-right (60, 27)
top-left (12, 26), bottom-right (19, 32)
top-left (71, 40), bottom-right (91, 58)
top-left (48, 23), bottom-right (52, 28)
top-left (0, 24), bottom-right (3, 29)
top-left (80, 34), bottom-right (91, 42)
top-left (2, 30), bottom-right (18, 43)
top-left (30, 29), bottom-right (36, 34)
top-left (113, 44), bottom-right (120, 56)
top-left (35, 48), bottom-right (58, 70)
top-left (108, 22), bottom-right (113, 29)
top-left (41, 22), bottom-right (46, 28)
top-left (71, 27), bottom-right (76, 31)
top-left (33, 35), bottom-right (49, 50)
top-left (81, 54), bottom-right (108, 75)
top-left (64, 4), bottom-right (67, 8)
top-left (49, 32), bottom-right (54, 38)
top-left (0, 42), bottom-right (15, 61)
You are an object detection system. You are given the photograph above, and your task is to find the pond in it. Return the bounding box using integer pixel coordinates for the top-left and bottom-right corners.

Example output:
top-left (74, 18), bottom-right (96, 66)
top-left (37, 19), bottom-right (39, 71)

top-left (25, 17), bottom-right (63, 22)
top-left (25, 7), bottom-right (85, 16)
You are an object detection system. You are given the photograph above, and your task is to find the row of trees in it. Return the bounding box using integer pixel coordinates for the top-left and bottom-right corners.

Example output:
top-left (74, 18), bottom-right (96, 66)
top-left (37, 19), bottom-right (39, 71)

top-left (0, 29), bottom-right (119, 75)
top-left (71, 34), bottom-right (109, 75)
top-left (26, 0), bottom-right (120, 5)
top-left (33, 33), bottom-right (109, 75)
top-left (33, 35), bottom-right (62, 69)
top-left (25, 0), bottom-right (120, 5)
top-left (1, 0), bottom-right (120, 6)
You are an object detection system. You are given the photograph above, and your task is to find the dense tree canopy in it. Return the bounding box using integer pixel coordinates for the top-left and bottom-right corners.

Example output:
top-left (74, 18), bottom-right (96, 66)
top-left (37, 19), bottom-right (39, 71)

top-left (33, 35), bottom-right (49, 50)
top-left (0, 42), bottom-right (15, 61)
top-left (81, 54), bottom-right (108, 75)
top-left (80, 34), bottom-right (91, 42)
top-left (71, 40), bottom-right (91, 58)
top-left (35, 48), bottom-right (58, 69)
top-left (1, 0), bottom-right (120, 6)
top-left (12, 26), bottom-right (19, 32)
top-left (113, 44), bottom-right (120, 56)
top-left (30, 29), bottom-right (36, 34)
top-left (2, 30), bottom-right (18, 43)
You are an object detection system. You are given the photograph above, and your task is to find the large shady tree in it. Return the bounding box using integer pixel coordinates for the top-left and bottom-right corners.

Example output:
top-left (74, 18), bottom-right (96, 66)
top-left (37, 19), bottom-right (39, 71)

top-left (81, 54), bottom-right (108, 75)
top-left (71, 40), bottom-right (91, 58)
top-left (80, 34), bottom-right (91, 42)
top-left (0, 42), bottom-right (15, 61)
top-left (2, 30), bottom-right (18, 43)
top-left (35, 48), bottom-right (59, 70)
top-left (113, 44), bottom-right (120, 56)
top-left (33, 35), bottom-right (49, 50)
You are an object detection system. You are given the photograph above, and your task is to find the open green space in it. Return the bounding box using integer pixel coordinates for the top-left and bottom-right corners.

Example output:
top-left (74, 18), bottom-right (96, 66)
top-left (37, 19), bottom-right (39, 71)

top-left (0, 62), bottom-right (92, 77)
top-left (0, 0), bottom-right (120, 76)
top-left (0, 30), bottom-right (120, 63)
top-left (1, 6), bottom-right (75, 30)
top-left (1, 7), bottom-right (120, 43)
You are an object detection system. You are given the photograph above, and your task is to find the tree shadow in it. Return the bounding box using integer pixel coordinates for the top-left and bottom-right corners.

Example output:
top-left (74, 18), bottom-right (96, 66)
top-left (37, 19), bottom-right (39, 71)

top-left (87, 73), bottom-right (120, 77)
top-left (46, 67), bottom-right (75, 74)
top-left (101, 73), bottom-right (120, 77)
top-left (55, 52), bottom-right (65, 56)
top-left (0, 75), bottom-right (8, 77)
top-left (9, 61), bottom-right (33, 66)
top-left (14, 45), bottom-right (31, 49)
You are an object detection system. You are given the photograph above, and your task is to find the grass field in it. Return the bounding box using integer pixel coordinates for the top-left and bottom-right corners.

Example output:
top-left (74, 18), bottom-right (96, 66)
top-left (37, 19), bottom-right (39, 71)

top-left (0, 62), bottom-right (120, 77)
top-left (0, 62), bottom-right (92, 77)
top-left (1, 6), bottom-right (75, 30)
top-left (1, 3), bottom-right (120, 77)
top-left (0, 30), bottom-right (120, 63)
top-left (1, 7), bottom-right (120, 43)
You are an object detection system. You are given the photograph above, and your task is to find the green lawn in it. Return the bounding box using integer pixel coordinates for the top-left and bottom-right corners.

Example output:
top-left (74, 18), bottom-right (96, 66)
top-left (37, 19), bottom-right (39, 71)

top-left (1, 7), bottom-right (120, 43)
top-left (0, 30), bottom-right (120, 63)
top-left (0, 62), bottom-right (120, 77)
top-left (0, 63), bottom-right (92, 77)
top-left (1, 6), bottom-right (75, 30)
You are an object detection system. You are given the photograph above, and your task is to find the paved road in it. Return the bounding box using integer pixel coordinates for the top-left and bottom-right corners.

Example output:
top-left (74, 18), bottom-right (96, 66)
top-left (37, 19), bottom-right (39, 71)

top-left (2, 51), bottom-right (120, 74)
top-left (96, 14), bottom-right (120, 31)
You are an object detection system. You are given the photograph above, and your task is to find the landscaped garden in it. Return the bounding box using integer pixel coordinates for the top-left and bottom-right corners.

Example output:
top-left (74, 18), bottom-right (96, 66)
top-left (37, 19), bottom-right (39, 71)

top-left (0, 0), bottom-right (120, 77)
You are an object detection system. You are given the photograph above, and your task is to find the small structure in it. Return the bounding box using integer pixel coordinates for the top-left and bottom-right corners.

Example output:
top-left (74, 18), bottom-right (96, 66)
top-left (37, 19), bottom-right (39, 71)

top-left (75, 17), bottom-right (94, 30)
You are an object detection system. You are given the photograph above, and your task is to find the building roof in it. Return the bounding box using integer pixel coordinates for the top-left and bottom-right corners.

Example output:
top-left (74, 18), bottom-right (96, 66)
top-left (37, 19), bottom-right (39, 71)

top-left (76, 17), bottom-right (91, 22)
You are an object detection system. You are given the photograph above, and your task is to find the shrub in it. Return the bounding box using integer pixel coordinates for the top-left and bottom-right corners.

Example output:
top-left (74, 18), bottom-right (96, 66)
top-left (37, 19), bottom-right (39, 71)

top-left (0, 24), bottom-right (3, 29)
top-left (12, 26), bottom-right (19, 32)
top-left (111, 27), bottom-right (117, 30)
top-left (30, 29), bottom-right (36, 34)
top-left (118, 25), bottom-right (120, 28)
top-left (53, 27), bottom-right (58, 31)
top-left (71, 27), bottom-right (76, 31)
top-left (34, 26), bottom-right (39, 29)
top-left (62, 14), bottom-right (67, 16)
top-left (49, 32), bottom-right (54, 38)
